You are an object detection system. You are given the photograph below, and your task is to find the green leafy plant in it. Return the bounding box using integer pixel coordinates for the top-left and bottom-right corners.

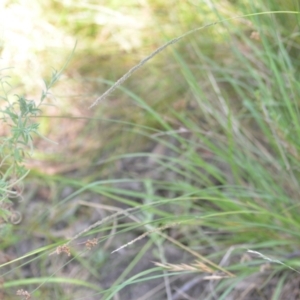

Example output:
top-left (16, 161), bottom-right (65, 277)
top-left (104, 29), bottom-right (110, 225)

top-left (0, 67), bottom-right (64, 225)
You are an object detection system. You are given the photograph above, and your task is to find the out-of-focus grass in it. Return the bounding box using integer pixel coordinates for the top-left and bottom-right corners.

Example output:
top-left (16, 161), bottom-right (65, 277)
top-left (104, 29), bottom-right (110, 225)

top-left (1, 0), bottom-right (234, 173)
top-left (2, 0), bottom-right (300, 299)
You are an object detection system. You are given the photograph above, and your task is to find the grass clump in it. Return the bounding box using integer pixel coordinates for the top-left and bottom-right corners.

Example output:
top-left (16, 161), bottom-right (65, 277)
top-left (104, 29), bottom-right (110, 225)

top-left (2, 2), bottom-right (300, 300)
top-left (82, 8), bottom-right (300, 299)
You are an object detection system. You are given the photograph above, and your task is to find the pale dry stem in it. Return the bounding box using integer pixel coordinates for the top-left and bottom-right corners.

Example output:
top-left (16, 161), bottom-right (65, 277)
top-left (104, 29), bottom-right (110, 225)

top-left (111, 222), bottom-right (180, 254)
top-left (89, 22), bottom-right (219, 108)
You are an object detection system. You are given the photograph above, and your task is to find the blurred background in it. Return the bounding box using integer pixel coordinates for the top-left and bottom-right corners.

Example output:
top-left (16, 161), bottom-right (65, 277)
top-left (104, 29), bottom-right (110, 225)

top-left (1, 0), bottom-right (233, 173)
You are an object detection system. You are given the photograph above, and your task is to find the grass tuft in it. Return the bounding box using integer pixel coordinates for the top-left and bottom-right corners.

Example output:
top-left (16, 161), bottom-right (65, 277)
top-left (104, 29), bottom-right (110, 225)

top-left (2, 2), bottom-right (300, 299)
